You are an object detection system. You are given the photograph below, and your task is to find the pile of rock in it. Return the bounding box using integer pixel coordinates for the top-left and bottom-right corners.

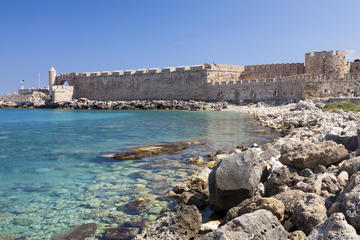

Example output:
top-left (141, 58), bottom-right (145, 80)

top-left (136, 100), bottom-right (360, 239)
top-left (0, 91), bottom-right (49, 108)
top-left (0, 98), bottom-right (228, 111)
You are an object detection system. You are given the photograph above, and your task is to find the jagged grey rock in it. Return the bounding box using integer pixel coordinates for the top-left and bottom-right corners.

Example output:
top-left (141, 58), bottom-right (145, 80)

top-left (342, 172), bottom-right (360, 232)
top-left (293, 100), bottom-right (319, 111)
top-left (307, 213), bottom-right (359, 240)
top-left (288, 230), bottom-right (306, 240)
top-left (200, 209), bottom-right (288, 240)
top-left (279, 140), bottom-right (349, 170)
top-left (338, 170), bottom-right (350, 187)
top-left (273, 189), bottom-right (309, 219)
top-left (291, 193), bottom-right (327, 235)
top-left (208, 149), bottom-right (266, 211)
top-left (264, 166), bottom-right (303, 197)
top-left (137, 204), bottom-right (201, 240)
top-left (325, 126), bottom-right (358, 151)
top-left (340, 157), bottom-right (360, 176)
top-left (223, 195), bottom-right (285, 223)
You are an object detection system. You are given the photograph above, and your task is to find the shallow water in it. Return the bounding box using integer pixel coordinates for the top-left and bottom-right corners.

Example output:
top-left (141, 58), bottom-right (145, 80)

top-left (0, 109), bottom-right (276, 239)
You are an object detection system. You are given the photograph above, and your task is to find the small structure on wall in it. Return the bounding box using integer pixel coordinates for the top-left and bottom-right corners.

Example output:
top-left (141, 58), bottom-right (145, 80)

top-left (48, 67), bottom-right (74, 103)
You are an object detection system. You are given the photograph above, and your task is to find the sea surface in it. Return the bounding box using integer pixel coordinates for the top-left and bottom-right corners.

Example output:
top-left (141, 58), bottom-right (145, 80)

top-left (0, 109), bottom-right (276, 239)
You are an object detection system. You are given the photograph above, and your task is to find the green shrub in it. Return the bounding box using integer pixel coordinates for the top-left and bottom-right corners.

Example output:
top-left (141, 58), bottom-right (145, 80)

top-left (322, 101), bottom-right (360, 112)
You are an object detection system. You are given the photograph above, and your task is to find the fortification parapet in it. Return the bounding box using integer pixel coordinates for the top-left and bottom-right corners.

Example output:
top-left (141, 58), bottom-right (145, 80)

top-left (175, 66), bottom-right (191, 72)
top-left (190, 65), bottom-right (204, 71)
top-left (206, 64), bottom-right (245, 72)
top-left (161, 67), bottom-right (176, 73)
top-left (113, 71), bottom-right (124, 76)
top-left (124, 70), bottom-right (136, 76)
top-left (242, 63), bottom-right (305, 79)
top-left (148, 68), bottom-right (161, 74)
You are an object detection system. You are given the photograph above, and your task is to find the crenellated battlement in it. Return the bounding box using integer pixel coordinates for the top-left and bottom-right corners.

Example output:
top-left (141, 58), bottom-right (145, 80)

top-left (57, 64), bottom-right (206, 79)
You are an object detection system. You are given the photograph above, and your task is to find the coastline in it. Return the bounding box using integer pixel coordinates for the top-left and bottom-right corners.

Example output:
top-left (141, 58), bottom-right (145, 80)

top-left (134, 100), bottom-right (360, 240)
top-left (0, 99), bottom-right (227, 112)
top-left (2, 98), bottom-right (360, 239)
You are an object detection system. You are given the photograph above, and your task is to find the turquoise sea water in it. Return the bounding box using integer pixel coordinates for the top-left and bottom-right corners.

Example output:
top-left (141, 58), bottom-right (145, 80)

top-left (0, 109), bottom-right (275, 239)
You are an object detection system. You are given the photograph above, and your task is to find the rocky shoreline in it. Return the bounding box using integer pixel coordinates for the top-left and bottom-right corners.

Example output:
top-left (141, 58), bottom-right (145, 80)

top-left (0, 98), bottom-right (227, 111)
top-left (133, 100), bottom-right (360, 239)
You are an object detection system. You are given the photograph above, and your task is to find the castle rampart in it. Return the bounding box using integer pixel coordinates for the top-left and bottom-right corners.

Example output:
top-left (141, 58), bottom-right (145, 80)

top-left (53, 50), bottom-right (360, 103)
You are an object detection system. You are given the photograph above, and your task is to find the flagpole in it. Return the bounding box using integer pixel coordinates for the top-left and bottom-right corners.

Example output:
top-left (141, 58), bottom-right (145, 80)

top-left (38, 72), bottom-right (41, 89)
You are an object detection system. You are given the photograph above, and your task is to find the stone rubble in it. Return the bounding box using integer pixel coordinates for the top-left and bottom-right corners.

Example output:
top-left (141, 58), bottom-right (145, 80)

top-left (137, 99), bottom-right (360, 239)
top-left (0, 95), bottom-right (228, 111)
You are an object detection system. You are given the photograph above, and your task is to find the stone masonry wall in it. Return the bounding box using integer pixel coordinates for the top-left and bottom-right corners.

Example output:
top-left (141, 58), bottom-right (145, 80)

top-left (52, 85), bottom-right (74, 103)
top-left (56, 66), bottom-right (208, 101)
top-left (206, 71), bottom-right (305, 102)
top-left (241, 63), bottom-right (305, 80)
top-left (56, 64), bottom-right (305, 102)
top-left (305, 73), bottom-right (360, 98)
top-left (54, 50), bottom-right (360, 102)
top-left (350, 61), bottom-right (360, 74)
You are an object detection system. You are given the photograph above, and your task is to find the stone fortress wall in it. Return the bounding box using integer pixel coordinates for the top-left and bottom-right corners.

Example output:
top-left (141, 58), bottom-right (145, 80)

top-left (51, 50), bottom-right (360, 103)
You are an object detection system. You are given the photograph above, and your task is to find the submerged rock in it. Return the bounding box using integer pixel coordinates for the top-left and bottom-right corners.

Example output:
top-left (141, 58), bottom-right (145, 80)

top-left (54, 223), bottom-right (97, 240)
top-left (103, 227), bottom-right (140, 240)
top-left (200, 209), bottom-right (288, 240)
top-left (208, 149), bottom-right (265, 211)
top-left (99, 141), bottom-right (200, 160)
top-left (118, 199), bottom-right (150, 215)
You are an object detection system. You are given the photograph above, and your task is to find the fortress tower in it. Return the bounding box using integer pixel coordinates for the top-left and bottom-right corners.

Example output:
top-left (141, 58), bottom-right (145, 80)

top-left (48, 67), bottom-right (56, 92)
top-left (48, 67), bottom-right (56, 93)
top-left (305, 50), bottom-right (350, 77)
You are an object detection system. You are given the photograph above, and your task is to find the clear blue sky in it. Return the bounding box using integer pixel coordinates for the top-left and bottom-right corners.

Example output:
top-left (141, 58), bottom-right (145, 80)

top-left (0, 0), bottom-right (359, 93)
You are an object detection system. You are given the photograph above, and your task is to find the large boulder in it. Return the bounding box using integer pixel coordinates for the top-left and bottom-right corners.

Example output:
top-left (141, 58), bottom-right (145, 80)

top-left (173, 168), bottom-right (211, 207)
top-left (324, 126), bottom-right (358, 151)
top-left (340, 157), bottom-right (360, 176)
top-left (138, 204), bottom-right (201, 240)
top-left (357, 120), bottom-right (360, 149)
top-left (208, 149), bottom-right (266, 211)
top-left (279, 140), bottom-right (349, 170)
top-left (293, 174), bottom-right (323, 195)
top-left (273, 189), bottom-right (309, 220)
top-left (342, 172), bottom-right (360, 232)
top-left (291, 193), bottom-right (327, 235)
top-left (308, 213), bottom-right (359, 240)
top-left (200, 209), bottom-right (288, 240)
top-left (264, 166), bottom-right (303, 197)
top-left (224, 195), bottom-right (285, 223)
top-left (293, 100), bottom-right (319, 111)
